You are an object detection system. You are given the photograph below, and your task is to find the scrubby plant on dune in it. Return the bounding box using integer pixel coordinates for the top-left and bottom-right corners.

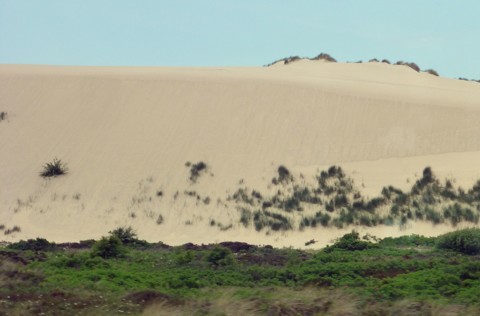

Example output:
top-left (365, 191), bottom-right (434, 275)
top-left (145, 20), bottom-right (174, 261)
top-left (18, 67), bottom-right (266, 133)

top-left (424, 69), bottom-right (439, 76)
top-left (4, 225), bottom-right (21, 235)
top-left (39, 158), bottom-right (68, 178)
top-left (311, 52), bottom-right (337, 62)
top-left (271, 165), bottom-right (293, 185)
top-left (231, 164), bottom-right (480, 231)
top-left (395, 61), bottom-right (421, 72)
top-left (186, 161), bottom-right (208, 183)
top-left (265, 53), bottom-right (337, 66)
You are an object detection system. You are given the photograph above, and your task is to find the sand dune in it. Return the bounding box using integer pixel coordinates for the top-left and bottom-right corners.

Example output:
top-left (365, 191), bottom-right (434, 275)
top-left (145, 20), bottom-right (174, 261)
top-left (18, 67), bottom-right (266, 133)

top-left (1, 61), bottom-right (480, 247)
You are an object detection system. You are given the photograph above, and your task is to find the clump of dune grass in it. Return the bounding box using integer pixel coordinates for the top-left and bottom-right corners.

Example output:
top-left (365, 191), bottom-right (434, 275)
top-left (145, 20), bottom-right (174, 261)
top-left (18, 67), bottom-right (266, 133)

top-left (311, 52), bottom-right (337, 62)
top-left (423, 69), bottom-right (439, 76)
top-left (186, 161), bottom-right (208, 183)
top-left (4, 225), bottom-right (21, 235)
top-left (40, 158), bottom-right (68, 178)
top-left (395, 61), bottom-right (421, 72)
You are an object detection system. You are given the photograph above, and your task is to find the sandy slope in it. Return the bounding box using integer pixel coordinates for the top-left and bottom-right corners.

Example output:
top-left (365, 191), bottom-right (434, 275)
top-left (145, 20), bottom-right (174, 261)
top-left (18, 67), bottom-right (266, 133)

top-left (1, 60), bottom-right (480, 247)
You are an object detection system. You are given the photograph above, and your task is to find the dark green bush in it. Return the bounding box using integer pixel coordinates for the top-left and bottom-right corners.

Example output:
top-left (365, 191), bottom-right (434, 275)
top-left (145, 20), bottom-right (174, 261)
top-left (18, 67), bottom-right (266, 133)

top-left (325, 231), bottom-right (376, 252)
top-left (436, 228), bottom-right (480, 255)
top-left (109, 226), bottom-right (137, 244)
top-left (206, 246), bottom-right (234, 266)
top-left (379, 235), bottom-right (436, 247)
top-left (8, 238), bottom-right (54, 251)
top-left (109, 226), bottom-right (149, 247)
top-left (91, 235), bottom-right (126, 259)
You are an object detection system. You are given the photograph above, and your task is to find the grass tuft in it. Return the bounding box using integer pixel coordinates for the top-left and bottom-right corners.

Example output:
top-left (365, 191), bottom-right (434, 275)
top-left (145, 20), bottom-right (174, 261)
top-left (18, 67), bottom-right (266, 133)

top-left (40, 158), bottom-right (67, 178)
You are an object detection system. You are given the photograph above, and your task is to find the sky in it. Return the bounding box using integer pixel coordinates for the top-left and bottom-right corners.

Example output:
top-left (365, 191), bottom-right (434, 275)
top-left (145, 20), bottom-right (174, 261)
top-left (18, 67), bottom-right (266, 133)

top-left (1, 0), bottom-right (479, 79)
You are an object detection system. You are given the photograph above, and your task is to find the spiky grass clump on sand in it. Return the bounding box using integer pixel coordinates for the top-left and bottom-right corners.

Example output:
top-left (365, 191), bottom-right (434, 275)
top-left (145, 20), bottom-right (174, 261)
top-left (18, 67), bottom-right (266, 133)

top-left (40, 158), bottom-right (68, 178)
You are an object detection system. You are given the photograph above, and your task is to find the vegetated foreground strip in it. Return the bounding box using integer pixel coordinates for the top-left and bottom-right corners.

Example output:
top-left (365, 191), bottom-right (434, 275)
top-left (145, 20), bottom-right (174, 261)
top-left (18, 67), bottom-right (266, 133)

top-left (1, 228), bottom-right (480, 315)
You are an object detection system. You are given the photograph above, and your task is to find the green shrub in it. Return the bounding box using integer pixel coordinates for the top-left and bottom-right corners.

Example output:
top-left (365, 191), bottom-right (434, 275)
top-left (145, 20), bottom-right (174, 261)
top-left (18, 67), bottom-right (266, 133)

top-left (379, 235), bottom-right (436, 247)
top-left (91, 235), bottom-right (126, 259)
top-left (40, 158), bottom-right (67, 177)
top-left (8, 238), bottom-right (54, 251)
top-left (175, 250), bottom-right (195, 265)
top-left (206, 246), bottom-right (234, 266)
top-left (109, 226), bottom-right (149, 247)
top-left (109, 226), bottom-right (137, 244)
top-left (325, 231), bottom-right (376, 252)
top-left (436, 228), bottom-right (480, 255)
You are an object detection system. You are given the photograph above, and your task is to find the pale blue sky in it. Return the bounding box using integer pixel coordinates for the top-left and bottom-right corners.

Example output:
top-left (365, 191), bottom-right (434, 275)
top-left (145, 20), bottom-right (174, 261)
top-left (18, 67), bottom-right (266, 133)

top-left (1, 1), bottom-right (479, 79)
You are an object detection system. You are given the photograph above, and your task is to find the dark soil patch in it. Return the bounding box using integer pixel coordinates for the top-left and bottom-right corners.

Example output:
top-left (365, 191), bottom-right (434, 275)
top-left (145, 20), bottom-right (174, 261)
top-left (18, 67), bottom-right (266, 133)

top-left (219, 241), bottom-right (256, 253)
top-left (123, 290), bottom-right (182, 307)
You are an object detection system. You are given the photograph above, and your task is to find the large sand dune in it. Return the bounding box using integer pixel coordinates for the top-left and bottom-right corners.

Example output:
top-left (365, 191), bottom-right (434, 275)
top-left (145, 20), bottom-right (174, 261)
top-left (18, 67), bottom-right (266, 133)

top-left (1, 60), bottom-right (480, 247)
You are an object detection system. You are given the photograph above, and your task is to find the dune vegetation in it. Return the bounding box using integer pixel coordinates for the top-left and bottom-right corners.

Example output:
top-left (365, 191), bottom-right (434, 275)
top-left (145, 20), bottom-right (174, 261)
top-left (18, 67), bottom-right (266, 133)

top-left (231, 165), bottom-right (480, 233)
top-left (265, 52), bottom-right (480, 82)
top-left (2, 228), bottom-right (480, 315)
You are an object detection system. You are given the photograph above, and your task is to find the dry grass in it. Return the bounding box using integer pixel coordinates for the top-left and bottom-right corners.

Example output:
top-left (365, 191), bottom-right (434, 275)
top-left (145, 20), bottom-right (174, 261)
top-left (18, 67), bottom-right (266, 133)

top-left (143, 287), bottom-right (359, 316)
top-left (142, 286), bottom-right (480, 315)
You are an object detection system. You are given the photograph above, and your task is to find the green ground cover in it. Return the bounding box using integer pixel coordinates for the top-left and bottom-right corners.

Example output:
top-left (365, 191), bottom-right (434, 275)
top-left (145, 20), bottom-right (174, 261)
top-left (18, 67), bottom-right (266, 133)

top-left (1, 228), bottom-right (480, 315)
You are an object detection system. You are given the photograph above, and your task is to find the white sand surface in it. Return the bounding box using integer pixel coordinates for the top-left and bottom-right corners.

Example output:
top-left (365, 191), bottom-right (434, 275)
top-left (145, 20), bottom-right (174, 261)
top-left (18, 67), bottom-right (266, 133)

top-left (1, 60), bottom-right (480, 248)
